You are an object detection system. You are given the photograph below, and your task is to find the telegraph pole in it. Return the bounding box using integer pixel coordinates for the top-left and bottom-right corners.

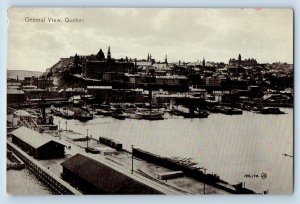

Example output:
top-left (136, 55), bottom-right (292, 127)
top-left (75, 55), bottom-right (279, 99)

top-left (11, 114), bottom-right (14, 128)
top-left (86, 129), bottom-right (89, 148)
top-left (65, 120), bottom-right (68, 131)
top-left (131, 145), bottom-right (134, 174)
top-left (58, 119), bottom-right (61, 140)
top-left (203, 168), bottom-right (207, 195)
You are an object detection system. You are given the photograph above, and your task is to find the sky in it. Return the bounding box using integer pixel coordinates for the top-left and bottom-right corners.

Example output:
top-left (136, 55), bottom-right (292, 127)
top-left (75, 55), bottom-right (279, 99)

top-left (7, 8), bottom-right (293, 71)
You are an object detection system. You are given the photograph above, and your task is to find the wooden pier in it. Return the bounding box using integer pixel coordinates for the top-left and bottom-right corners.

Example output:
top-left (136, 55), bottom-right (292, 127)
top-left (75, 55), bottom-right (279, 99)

top-left (7, 142), bottom-right (82, 195)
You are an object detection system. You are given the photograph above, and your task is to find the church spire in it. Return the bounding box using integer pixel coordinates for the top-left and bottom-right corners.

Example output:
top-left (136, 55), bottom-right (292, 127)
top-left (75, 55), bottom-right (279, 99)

top-left (165, 54), bottom-right (168, 64)
top-left (107, 45), bottom-right (111, 61)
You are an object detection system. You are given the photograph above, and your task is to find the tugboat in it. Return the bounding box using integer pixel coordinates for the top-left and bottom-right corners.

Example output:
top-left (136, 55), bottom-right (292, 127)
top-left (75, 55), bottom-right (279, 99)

top-left (259, 107), bottom-right (285, 114)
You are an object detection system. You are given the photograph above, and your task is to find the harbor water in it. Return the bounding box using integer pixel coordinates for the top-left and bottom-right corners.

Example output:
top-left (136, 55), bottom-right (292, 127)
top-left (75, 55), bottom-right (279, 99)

top-left (53, 108), bottom-right (293, 194)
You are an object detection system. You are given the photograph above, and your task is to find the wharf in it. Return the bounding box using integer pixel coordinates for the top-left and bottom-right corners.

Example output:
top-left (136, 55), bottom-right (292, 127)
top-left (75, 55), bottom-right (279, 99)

top-left (7, 124), bottom-right (232, 194)
top-left (7, 141), bottom-right (81, 195)
top-left (57, 131), bottom-right (230, 194)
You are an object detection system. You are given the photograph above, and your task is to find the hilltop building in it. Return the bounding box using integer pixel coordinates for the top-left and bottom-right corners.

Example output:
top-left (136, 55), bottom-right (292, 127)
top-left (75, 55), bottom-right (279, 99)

top-left (83, 46), bottom-right (135, 80)
top-left (229, 54), bottom-right (257, 67)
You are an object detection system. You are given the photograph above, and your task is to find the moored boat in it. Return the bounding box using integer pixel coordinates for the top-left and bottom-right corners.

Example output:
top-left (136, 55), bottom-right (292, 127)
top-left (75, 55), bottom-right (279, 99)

top-left (135, 110), bottom-right (164, 120)
top-left (259, 107), bottom-right (285, 114)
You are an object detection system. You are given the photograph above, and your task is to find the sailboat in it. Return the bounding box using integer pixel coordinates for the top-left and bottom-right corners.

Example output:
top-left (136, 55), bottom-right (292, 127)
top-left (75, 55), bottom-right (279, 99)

top-left (135, 87), bottom-right (164, 120)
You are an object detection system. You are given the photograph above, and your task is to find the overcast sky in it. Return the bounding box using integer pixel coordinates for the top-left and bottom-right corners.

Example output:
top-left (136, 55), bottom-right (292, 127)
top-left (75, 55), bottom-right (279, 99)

top-left (8, 8), bottom-right (293, 71)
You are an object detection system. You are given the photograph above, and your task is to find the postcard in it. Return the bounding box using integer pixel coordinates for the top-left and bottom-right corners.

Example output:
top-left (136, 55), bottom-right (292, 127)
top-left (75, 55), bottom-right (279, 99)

top-left (6, 8), bottom-right (293, 195)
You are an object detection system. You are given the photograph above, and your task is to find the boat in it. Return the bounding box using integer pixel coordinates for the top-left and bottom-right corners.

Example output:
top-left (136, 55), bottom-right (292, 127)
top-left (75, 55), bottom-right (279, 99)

top-left (259, 107), bottom-right (285, 114)
top-left (111, 112), bottom-right (126, 120)
top-left (50, 106), bottom-right (74, 119)
top-left (134, 85), bottom-right (165, 120)
top-left (61, 107), bottom-right (75, 119)
top-left (217, 106), bottom-right (243, 115)
top-left (73, 108), bottom-right (93, 121)
top-left (135, 110), bottom-right (164, 120)
top-left (171, 106), bottom-right (209, 118)
top-left (95, 108), bottom-right (112, 116)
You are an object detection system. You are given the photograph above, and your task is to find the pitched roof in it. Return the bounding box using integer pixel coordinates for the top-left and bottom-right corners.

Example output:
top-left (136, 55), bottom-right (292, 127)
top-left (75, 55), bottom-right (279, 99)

top-left (7, 89), bottom-right (24, 94)
top-left (61, 154), bottom-right (161, 194)
top-left (11, 126), bottom-right (62, 149)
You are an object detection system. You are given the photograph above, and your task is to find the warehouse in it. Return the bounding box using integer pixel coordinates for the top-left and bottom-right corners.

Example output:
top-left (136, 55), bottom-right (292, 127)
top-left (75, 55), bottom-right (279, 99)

top-left (11, 126), bottom-right (65, 159)
top-left (61, 154), bottom-right (162, 194)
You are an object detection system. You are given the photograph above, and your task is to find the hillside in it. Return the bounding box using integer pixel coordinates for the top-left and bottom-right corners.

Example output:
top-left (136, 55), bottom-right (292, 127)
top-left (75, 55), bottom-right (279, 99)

top-left (7, 70), bottom-right (44, 80)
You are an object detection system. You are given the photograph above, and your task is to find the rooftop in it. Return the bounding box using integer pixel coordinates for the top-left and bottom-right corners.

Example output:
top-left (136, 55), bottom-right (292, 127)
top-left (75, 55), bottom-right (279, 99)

top-left (11, 126), bottom-right (64, 149)
top-left (7, 89), bottom-right (25, 94)
top-left (87, 86), bottom-right (113, 90)
top-left (61, 154), bottom-right (162, 194)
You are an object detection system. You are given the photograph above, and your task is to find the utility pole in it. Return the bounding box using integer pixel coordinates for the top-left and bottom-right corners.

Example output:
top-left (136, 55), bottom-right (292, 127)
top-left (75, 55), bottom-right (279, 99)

top-left (86, 129), bottom-right (89, 148)
top-left (65, 120), bottom-right (68, 131)
top-left (58, 119), bottom-right (61, 140)
top-left (11, 114), bottom-right (14, 128)
top-left (131, 145), bottom-right (134, 174)
top-left (203, 168), bottom-right (207, 195)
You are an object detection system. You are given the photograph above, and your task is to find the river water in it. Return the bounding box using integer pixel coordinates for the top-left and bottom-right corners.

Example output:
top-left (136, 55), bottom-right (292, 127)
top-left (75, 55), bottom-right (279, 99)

top-left (53, 108), bottom-right (293, 194)
top-left (7, 168), bottom-right (56, 195)
top-left (9, 108), bottom-right (292, 195)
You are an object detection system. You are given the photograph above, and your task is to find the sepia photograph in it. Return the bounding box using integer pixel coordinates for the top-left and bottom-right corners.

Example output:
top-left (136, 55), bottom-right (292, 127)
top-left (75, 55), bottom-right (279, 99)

top-left (6, 8), bottom-right (293, 195)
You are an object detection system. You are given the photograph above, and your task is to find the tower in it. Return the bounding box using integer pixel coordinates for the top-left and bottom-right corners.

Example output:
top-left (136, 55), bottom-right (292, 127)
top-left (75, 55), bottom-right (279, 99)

top-left (202, 57), bottom-right (205, 68)
top-left (107, 46), bottom-right (111, 61)
top-left (238, 54), bottom-right (241, 62)
top-left (165, 54), bottom-right (168, 64)
top-left (147, 53), bottom-right (150, 62)
top-left (96, 49), bottom-right (105, 61)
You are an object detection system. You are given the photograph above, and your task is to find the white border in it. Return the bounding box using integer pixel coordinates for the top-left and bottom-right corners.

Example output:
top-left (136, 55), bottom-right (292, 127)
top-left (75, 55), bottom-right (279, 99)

top-left (0, 0), bottom-right (298, 204)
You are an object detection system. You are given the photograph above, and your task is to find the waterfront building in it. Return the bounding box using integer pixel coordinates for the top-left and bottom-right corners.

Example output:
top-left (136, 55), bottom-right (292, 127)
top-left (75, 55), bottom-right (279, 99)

top-left (61, 154), bottom-right (162, 194)
top-left (111, 89), bottom-right (144, 103)
top-left (11, 127), bottom-right (65, 159)
top-left (13, 110), bottom-right (31, 120)
top-left (22, 76), bottom-right (53, 89)
top-left (7, 89), bottom-right (26, 104)
top-left (7, 81), bottom-right (22, 90)
top-left (24, 89), bottom-right (60, 100)
top-left (87, 86), bottom-right (112, 102)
